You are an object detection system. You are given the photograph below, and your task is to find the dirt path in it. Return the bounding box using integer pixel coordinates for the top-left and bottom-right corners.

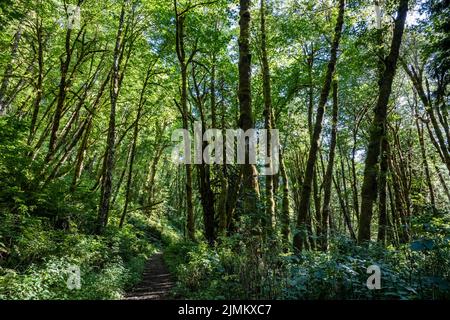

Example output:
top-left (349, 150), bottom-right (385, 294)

top-left (124, 252), bottom-right (175, 300)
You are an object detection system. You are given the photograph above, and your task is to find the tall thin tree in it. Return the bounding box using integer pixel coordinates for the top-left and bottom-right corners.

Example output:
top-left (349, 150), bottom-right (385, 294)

top-left (293, 0), bottom-right (345, 251)
top-left (358, 0), bottom-right (409, 243)
top-left (239, 0), bottom-right (260, 222)
top-left (97, 1), bottom-right (127, 233)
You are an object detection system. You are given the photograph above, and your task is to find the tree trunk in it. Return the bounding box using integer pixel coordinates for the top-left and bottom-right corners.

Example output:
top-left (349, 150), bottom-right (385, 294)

top-left (377, 136), bottom-right (389, 243)
top-left (387, 181), bottom-right (400, 245)
top-left (333, 174), bottom-right (356, 240)
top-left (144, 144), bottom-right (165, 215)
top-left (239, 0), bottom-right (260, 222)
top-left (260, 0), bottom-right (275, 232)
top-left (97, 2), bottom-right (126, 233)
top-left (415, 105), bottom-right (436, 207)
top-left (279, 148), bottom-right (290, 249)
top-left (71, 71), bottom-right (111, 191)
top-left (403, 64), bottom-right (450, 174)
top-left (217, 81), bottom-right (228, 236)
top-left (358, 0), bottom-right (408, 243)
top-left (432, 155), bottom-right (450, 203)
top-left (175, 2), bottom-right (195, 241)
top-left (47, 24), bottom-right (74, 160)
top-left (320, 79), bottom-right (339, 250)
top-left (29, 21), bottom-right (42, 142)
top-left (225, 167), bottom-right (243, 233)
top-left (311, 169), bottom-right (320, 250)
top-left (119, 66), bottom-right (151, 228)
top-left (293, 0), bottom-right (345, 251)
top-left (0, 26), bottom-right (22, 115)
top-left (351, 129), bottom-right (360, 222)
top-left (192, 70), bottom-right (216, 245)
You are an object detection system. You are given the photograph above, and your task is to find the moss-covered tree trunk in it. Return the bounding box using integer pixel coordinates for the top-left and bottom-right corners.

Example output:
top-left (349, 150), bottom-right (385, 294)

top-left (239, 0), bottom-right (260, 221)
top-left (260, 0), bottom-right (275, 232)
top-left (293, 0), bottom-right (345, 252)
top-left (320, 79), bottom-right (339, 251)
top-left (97, 2), bottom-right (126, 233)
top-left (358, 0), bottom-right (408, 243)
top-left (174, 1), bottom-right (196, 241)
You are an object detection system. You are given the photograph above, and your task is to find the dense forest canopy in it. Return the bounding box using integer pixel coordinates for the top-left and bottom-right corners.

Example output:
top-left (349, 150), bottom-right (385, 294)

top-left (0, 0), bottom-right (449, 300)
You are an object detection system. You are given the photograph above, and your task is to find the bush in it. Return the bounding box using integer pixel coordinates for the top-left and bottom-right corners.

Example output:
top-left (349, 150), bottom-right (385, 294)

top-left (166, 230), bottom-right (450, 300)
top-left (0, 222), bottom-right (157, 300)
top-left (165, 235), bottom-right (287, 300)
top-left (0, 117), bottom-right (165, 300)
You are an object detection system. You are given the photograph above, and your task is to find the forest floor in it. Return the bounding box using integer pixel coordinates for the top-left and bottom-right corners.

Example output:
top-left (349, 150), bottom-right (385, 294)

top-left (124, 252), bottom-right (175, 300)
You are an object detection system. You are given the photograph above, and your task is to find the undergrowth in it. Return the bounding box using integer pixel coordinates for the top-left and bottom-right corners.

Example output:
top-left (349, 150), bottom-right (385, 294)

top-left (165, 210), bottom-right (450, 300)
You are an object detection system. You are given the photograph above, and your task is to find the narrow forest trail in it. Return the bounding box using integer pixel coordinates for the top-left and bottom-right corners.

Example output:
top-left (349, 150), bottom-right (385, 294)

top-left (124, 252), bottom-right (175, 300)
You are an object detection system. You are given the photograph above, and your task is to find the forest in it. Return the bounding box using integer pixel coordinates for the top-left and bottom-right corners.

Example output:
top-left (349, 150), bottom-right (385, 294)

top-left (0, 0), bottom-right (449, 300)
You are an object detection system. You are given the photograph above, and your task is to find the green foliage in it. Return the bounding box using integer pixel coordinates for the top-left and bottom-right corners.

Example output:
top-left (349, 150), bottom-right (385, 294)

top-left (166, 231), bottom-right (450, 300)
top-left (165, 235), bottom-right (288, 300)
top-left (165, 240), bottom-right (246, 299)
top-left (0, 217), bottom-right (158, 300)
top-left (0, 0), bottom-right (449, 302)
top-left (0, 117), bottom-right (165, 299)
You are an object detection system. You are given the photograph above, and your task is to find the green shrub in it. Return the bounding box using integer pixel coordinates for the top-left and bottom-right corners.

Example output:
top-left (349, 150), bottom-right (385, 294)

top-left (166, 230), bottom-right (449, 300)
